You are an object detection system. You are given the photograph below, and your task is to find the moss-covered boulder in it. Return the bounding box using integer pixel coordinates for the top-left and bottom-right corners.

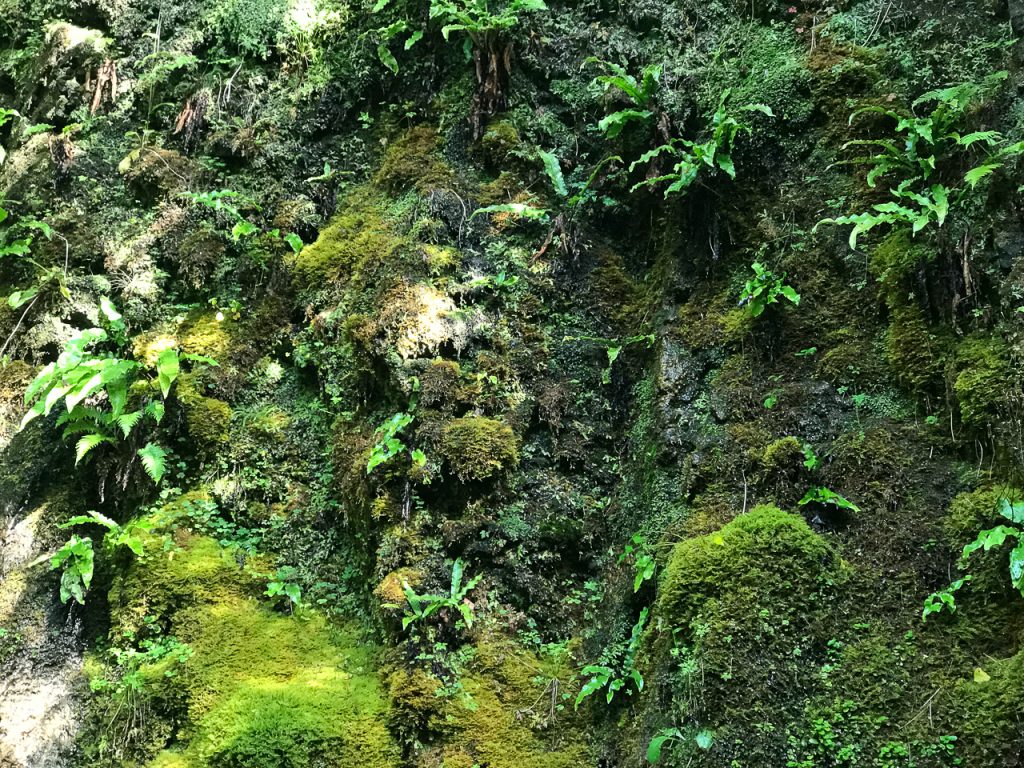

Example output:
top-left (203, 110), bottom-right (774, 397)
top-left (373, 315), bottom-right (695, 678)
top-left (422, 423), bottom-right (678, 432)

top-left (952, 335), bottom-right (1010, 429)
top-left (638, 506), bottom-right (843, 766)
top-left (439, 417), bottom-right (519, 483)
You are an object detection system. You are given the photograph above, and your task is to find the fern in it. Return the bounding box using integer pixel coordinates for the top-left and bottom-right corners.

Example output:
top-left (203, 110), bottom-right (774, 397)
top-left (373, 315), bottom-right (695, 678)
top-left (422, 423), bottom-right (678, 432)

top-left (820, 72), bottom-right (1024, 248)
top-left (630, 91), bottom-right (772, 198)
top-left (538, 147), bottom-right (567, 197)
top-left (76, 433), bottom-right (113, 464)
top-left (20, 301), bottom-right (214, 483)
top-left (138, 443), bottom-right (168, 484)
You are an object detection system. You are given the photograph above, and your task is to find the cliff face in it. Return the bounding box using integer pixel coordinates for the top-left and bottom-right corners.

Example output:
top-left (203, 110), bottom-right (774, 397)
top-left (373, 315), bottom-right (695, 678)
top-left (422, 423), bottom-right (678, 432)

top-left (1, 1), bottom-right (1023, 766)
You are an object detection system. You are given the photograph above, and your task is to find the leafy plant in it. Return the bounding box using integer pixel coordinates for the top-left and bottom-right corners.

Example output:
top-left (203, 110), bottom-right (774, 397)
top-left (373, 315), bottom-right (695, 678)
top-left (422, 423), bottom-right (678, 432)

top-left (619, 534), bottom-right (656, 592)
top-left (922, 576), bottom-right (971, 622)
top-left (648, 727), bottom-right (714, 763)
top-left (799, 486), bottom-right (861, 513)
top-left (817, 73), bottom-right (1024, 248)
top-left (20, 300), bottom-right (216, 483)
top-left (33, 511), bottom-right (156, 605)
top-left (61, 510), bottom-right (152, 557)
top-left (90, 617), bottom-right (193, 735)
top-left (265, 566), bottom-right (303, 610)
top-left (630, 90), bottom-right (772, 197)
top-left (366, 411), bottom-right (415, 473)
top-left (927, 495), bottom-right (1024, 618)
top-left (385, 558), bottom-right (482, 631)
top-left (41, 535), bottom-right (95, 605)
top-left (588, 58), bottom-right (662, 139)
top-left (739, 261), bottom-right (800, 318)
top-left (562, 333), bottom-right (655, 385)
top-left (575, 607), bottom-right (648, 708)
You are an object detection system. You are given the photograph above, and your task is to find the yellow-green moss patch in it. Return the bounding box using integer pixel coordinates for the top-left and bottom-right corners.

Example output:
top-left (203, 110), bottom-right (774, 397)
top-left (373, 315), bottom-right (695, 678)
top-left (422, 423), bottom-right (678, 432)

top-left (439, 417), bottom-right (519, 482)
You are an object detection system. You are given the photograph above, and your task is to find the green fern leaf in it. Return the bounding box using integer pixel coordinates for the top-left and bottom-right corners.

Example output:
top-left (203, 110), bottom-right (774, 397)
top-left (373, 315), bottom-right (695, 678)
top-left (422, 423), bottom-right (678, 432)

top-left (538, 148), bottom-right (568, 197)
top-left (76, 434), bottom-right (112, 464)
top-left (137, 443), bottom-right (167, 484)
top-left (116, 411), bottom-right (143, 438)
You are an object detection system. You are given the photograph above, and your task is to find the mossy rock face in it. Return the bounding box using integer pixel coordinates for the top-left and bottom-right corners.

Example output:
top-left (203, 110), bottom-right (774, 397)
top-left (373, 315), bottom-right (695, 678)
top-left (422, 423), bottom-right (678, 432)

top-left (110, 535), bottom-right (399, 768)
top-left (178, 311), bottom-right (235, 364)
top-left (886, 303), bottom-right (943, 394)
top-left (870, 230), bottom-right (936, 303)
top-left (942, 487), bottom-right (1024, 646)
top-left (108, 529), bottom-right (259, 636)
top-left (477, 119), bottom-right (521, 168)
top-left (286, 190), bottom-right (408, 290)
top-left (952, 334), bottom-right (1010, 429)
top-left (439, 417), bottom-right (519, 483)
top-left (423, 636), bottom-right (592, 768)
top-left (374, 126), bottom-right (455, 194)
top-left (176, 374), bottom-right (232, 450)
top-left (173, 599), bottom-right (399, 768)
top-left (641, 506), bottom-right (843, 766)
top-left (951, 647), bottom-right (1024, 764)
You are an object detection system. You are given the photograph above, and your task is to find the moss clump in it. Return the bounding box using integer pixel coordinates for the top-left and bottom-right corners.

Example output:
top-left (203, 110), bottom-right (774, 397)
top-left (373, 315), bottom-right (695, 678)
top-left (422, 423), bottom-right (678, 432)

top-left (869, 230), bottom-right (935, 303)
top-left (439, 417), bottom-right (518, 482)
top-left (171, 600), bottom-right (399, 768)
top-left (420, 359), bottom-right (463, 411)
top-left (386, 666), bottom-right (445, 744)
top-left (477, 119), bottom-right (521, 167)
top-left (942, 487), bottom-right (1024, 646)
top-left (374, 567), bottom-right (421, 605)
top-left (110, 535), bottom-right (399, 768)
top-left (590, 246), bottom-right (641, 329)
top-left (886, 303), bottom-right (943, 393)
top-left (286, 190), bottom-right (407, 289)
top-left (179, 311), bottom-right (235, 364)
top-left (108, 530), bottom-right (258, 636)
top-left (656, 505), bottom-right (836, 636)
top-left (641, 506), bottom-right (842, 766)
top-left (374, 126), bottom-right (454, 194)
top-left (952, 335), bottom-right (1010, 428)
top-left (429, 636), bottom-right (592, 768)
top-left (951, 647), bottom-right (1024, 765)
top-left (176, 374), bottom-right (232, 450)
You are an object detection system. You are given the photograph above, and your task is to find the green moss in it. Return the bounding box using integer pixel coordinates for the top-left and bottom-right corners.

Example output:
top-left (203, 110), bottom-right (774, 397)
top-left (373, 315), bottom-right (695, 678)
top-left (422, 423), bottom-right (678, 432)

top-left (886, 303), bottom-right (943, 393)
top-left (439, 416), bottom-right (519, 482)
top-left (760, 435), bottom-right (804, 477)
top-left (640, 506), bottom-right (843, 765)
top-left (942, 486), bottom-right (1024, 646)
top-left (110, 534), bottom-right (399, 768)
top-left (374, 126), bottom-right (454, 194)
top-left (477, 118), bottom-right (521, 167)
top-left (179, 311), bottom-right (235, 364)
top-left (172, 600), bottom-right (398, 768)
top-left (656, 505), bottom-right (836, 634)
top-left (176, 374), bottom-right (232, 450)
top-left (386, 665), bottom-right (444, 744)
top-left (431, 636), bottom-right (592, 768)
top-left (952, 647), bottom-right (1024, 764)
top-left (108, 530), bottom-right (258, 636)
top-left (589, 246), bottom-right (641, 329)
top-left (869, 230), bottom-right (935, 304)
top-left (952, 335), bottom-right (1010, 428)
top-left (286, 189), bottom-right (407, 289)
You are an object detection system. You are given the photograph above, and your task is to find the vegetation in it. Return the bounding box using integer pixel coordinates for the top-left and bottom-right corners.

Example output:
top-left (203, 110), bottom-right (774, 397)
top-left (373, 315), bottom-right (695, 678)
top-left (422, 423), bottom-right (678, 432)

top-left (2, 2), bottom-right (1024, 766)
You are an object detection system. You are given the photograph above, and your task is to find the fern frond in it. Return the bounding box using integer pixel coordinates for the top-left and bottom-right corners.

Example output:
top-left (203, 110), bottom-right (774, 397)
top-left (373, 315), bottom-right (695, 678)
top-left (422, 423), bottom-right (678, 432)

top-left (137, 443), bottom-right (167, 484)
